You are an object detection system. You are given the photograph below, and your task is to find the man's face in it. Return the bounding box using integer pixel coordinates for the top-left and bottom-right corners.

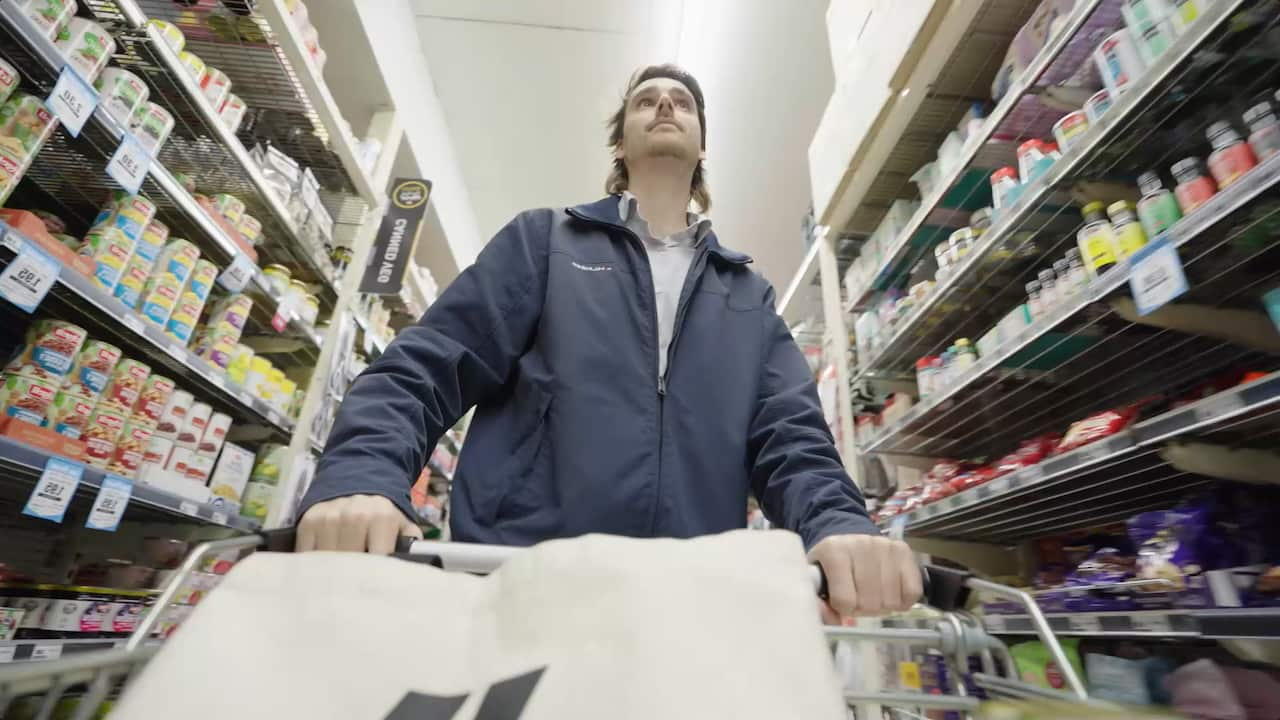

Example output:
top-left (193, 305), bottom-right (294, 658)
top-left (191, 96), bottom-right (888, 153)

top-left (617, 77), bottom-right (703, 166)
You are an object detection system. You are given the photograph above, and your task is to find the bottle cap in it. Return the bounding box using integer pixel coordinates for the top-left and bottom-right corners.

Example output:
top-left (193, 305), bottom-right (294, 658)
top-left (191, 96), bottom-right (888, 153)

top-left (1206, 120), bottom-right (1242, 149)
top-left (1243, 101), bottom-right (1277, 127)
top-left (916, 357), bottom-right (932, 370)
top-left (1038, 268), bottom-right (1056, 283)
top-left (1025, 279), bottom-right (1041, 293)
top-left (1137, 171), bottom-right (1164, 194)
top-left (992, 166), bottom-right (1019, 184)
top-left (1054, 258), bottom-right (1071, 272)
top-left (1171, 157), bottom-right (1203, 181)
top-left (1081, 200), bottom-right (1107, 219)
top-left (1106, 199), bottom-right (1136, 219)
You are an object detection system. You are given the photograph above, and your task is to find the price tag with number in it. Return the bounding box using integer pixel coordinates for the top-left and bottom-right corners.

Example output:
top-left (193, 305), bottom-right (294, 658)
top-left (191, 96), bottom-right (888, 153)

top-left (85, 474), bottom-right (132, 531)
top-left (1195, 391), bottom-right (1247, 423)
top-left (0, 235), bottom-right (60, 313)
top-left (1069, 614), bottom-right (1103, 633)
top-left (30, 644), bottom-right (62, 662)
top-left (166, 343), bottom-right (187, 362)
top-left (985, 615), bottom-right (1007, 633)
top-left (122, 312), bottom-right (145, 334)
top-left (211, 511), bottom-right (228, 525)
top-left (23, 457), bottom-right (84, 523)
top-left (178, 500), bottom-right (199, 517)
top-left (1129, 237), bottom-right (1189, 316)
top-left (1131, 613), bottom-right (1173, 634)
top-left (267, 410), bottom-right (282, 427)
top-left (107, 134), bottom-right (151, 195)
top-left (0, 646), bottom-right (15, 663)
top-left (218, 253), bottom-right (257, 293)
top-left (47, 66), bottom-right (98, 137)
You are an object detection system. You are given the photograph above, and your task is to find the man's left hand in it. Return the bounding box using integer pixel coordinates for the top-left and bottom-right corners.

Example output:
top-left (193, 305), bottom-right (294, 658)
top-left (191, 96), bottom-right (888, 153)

top-left (808, 534), bottom-right (922, 622)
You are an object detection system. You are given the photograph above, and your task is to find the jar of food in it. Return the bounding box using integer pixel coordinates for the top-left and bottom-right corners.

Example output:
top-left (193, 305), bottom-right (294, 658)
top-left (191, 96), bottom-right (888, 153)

top-left (331, 245), bottom-right (353, 276)
top-left (1037, 268), bottom-right (1058, 308)
top-left (948, 227), bottom-right (976, 266)
top-left (147, 19), bottom-right (185, 54)
top-left (1106, 200), bottom-right (1149, 258)
top-left (1025, 279), bottom-right (1044, 320)
top-left (285, 279), bottom-right (309, 309)
top-left (1136, 171), bottom-right (1182, 238)
top-left (1075, 202), bottom-right (1120, 277)
top-left (177, 51), bottom-right (208, 86)
top-left (915, 356), bottom-right (935, 401)
top-left (262, 264), bottom-right (291, 296)
top-left (1065, 248), bottom-right (1088, 293)
top-left (1243, 101), bottom-right (1280, 161)
top-left (1084, 88), bottom-right (1112, 123)
top-left (990, 166), bottom-right (1020, 211)
top-left (1052, 111), bottom-right (1090, 153)
top-left (953, 339), bottom-right (978, 372)
top-left (299, 294), bottom-right (319, 325)
top-left (1054, 258), bottom-right (1074, 299)
top-left (1171, 157), bottom-right (1218, 213)
top-left (1206, 121), bottom-right (1258, 190)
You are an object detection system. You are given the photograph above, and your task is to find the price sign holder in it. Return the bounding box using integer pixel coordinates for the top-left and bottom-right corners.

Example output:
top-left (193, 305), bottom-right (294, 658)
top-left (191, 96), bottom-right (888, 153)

top-left (0, 233), bottom-right (60, 313)
top-left (23, 457), bottom-right (84, 523)
top-left (1128, 237), bottom-right (1189, 316)
top-left (107, 134), bottom-right (151, 195)
top-left (217, 253), bottom-right (256, 293)
top-left (86, 474), bottom-right (132, 531)
top-left (47, 66), bottom-right (98, 137)
top-left (889, 515), bottom-right (908, 540)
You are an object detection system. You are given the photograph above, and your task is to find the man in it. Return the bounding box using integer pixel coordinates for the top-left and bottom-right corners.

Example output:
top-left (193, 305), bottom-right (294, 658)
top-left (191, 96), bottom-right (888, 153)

top-left (297, 64), bottom-right (920, 618)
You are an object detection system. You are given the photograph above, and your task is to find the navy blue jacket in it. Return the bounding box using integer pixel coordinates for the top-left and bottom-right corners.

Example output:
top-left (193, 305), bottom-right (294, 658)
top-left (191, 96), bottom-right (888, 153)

top-left (301, 196), bottom-right (877, 547)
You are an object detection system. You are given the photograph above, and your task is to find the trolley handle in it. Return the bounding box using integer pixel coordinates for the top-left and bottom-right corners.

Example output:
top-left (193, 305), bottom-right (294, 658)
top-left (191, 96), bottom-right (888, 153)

top-left (811, 562), bottom-right (970, 613)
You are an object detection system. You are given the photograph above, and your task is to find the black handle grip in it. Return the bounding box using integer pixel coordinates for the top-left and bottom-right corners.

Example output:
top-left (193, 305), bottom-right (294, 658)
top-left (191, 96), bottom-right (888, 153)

top-left (257, 527), bottom-right (298, 552)
top-left (812, 562), bottom-right (971, 612)
top-left (394, 535), bottom-right (417, 554)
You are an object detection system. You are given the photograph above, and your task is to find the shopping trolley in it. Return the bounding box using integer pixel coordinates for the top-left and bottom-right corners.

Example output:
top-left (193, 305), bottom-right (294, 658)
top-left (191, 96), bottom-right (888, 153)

top-left (0, 530), bottom-right (1109, 719)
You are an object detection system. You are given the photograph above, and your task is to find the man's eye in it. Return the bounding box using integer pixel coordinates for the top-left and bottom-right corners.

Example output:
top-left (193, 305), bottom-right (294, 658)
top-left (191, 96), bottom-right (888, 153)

top-left (677, 99), bottom-right (692, 110)
top-left (638, 98), bottom-right (654, 108)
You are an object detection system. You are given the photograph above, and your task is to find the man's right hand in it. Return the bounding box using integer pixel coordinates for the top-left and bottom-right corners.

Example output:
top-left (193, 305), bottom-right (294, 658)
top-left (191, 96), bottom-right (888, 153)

top-left (295, 494), bottom-right (424, 554)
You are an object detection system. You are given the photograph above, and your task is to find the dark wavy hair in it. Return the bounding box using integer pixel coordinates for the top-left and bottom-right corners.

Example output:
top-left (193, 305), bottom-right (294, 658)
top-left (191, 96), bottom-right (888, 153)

top-left (605, 64), bottom-right (710, 212)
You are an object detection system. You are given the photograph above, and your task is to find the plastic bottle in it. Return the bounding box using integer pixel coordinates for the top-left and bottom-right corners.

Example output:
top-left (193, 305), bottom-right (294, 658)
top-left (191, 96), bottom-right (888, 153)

top-left (1026, 279), bottom-right (1044, 320)
top-left (990, 166), bottom-right (1020, 211)
top-left (1076, 202), bottom-right (1121, 277)
top-left (1038, 268), bottom-right (1059, 308)
top-left (1206, 121), bottom-right (1258, 190)
top-left (1136, 171), bottom-right (1183, 238)
top-left (1243, 101), bottom-right (1280, 161)
top-left (915, 356), bottom-right (936, 400)
top-left (1106, 200), bottom-right (1149, 258)
top-left (1172, 157), bottom-right (1218, 213)
top-left (953, 339), bottom-right (978, 372)
top-left (1054, 259), bottom-right (1075, 299)
top-left (1066, 248), bottom-right (1089, 293)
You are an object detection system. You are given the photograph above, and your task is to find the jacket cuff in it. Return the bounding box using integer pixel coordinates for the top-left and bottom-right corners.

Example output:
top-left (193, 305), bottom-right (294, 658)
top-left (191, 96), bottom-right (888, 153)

top-left (295, 485), bottom-right (419, 528)
top-left (801, 512), bottom-right (881, 550)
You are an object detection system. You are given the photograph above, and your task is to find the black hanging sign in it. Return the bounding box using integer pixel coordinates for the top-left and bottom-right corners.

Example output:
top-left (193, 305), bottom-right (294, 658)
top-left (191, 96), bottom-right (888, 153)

top-left (359, 178), bottom-right (433, 295)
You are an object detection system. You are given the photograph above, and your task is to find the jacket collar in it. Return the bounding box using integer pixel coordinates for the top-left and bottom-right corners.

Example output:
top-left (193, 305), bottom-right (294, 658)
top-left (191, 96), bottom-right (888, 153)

top-left (567, 195), bottom-right (753, 265)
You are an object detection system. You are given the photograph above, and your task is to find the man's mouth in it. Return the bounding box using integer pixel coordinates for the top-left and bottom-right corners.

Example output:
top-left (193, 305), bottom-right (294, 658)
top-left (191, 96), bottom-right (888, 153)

top-left (650, 120), bottom-right (681, 131)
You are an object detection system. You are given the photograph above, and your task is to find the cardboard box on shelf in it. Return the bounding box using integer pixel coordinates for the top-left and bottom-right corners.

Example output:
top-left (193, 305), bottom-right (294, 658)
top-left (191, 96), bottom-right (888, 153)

top-left (207, 442), bottom-right (252, 503)
top-left (0, 209), bottom-right (95, 277)
top-left (0, 415), bottom-right (84, 460)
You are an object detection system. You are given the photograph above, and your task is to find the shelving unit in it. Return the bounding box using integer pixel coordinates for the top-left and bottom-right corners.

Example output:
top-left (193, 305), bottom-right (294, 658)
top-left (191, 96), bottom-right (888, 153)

top-left (885, 608), bottom-right (1280, 640)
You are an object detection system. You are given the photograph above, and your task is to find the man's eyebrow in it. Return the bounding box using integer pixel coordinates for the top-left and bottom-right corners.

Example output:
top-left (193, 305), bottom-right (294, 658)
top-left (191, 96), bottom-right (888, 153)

top-left (630, 86), bottom-right (659, 101)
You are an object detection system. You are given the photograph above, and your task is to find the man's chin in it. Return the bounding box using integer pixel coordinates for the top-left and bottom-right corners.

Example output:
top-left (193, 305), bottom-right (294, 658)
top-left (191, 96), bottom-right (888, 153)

top-left (642, 145), bottom-right (696, 162)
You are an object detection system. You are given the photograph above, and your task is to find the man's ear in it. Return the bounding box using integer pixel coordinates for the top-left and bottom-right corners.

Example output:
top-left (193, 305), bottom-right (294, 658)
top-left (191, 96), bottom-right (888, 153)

top-left (613, 144), bottom-right (625, 161)
top-left (698, 149), bottom-right (707, 161)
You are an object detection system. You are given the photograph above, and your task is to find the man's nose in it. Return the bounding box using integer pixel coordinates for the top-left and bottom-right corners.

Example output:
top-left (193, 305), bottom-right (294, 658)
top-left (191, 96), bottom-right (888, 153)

top-left (657, 95), bottom-right (674, 115)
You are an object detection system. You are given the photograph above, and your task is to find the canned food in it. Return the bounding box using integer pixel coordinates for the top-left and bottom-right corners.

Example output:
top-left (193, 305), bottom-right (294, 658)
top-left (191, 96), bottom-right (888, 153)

top-left (143, 434), bottom-right (173, 466)
top-left (196, 331), bottom-right (236, 370)
top-left (62, 340), bottom-right (122, 398)
top-left (251, 443), bottom-right (287, 485)
top-left (240, 481), bottom-right (275, 521)
top-left (262, 264), bottom-right (291, 296)
top-left (112, 421), bottom-right (153, 476)
top-left (155, 238), bottom-right (200, 284)
top-left (199, 412), bottom-right (231, 455)
top-left (147, 19), bottom-right (185, 54)
top-left (0, 145), bottom-right (21, 203)
top-left (129, 102), bottom-right (174, 156)
top-left (93, 66), bottom-right (148, 126)
top-left (177, 402), bottom-right (211, 447)
top-left (141, 219), bottom-right (169, 248)
top-left (131, 373), bottom-right (174, 427)
top-left (212, 193), bottom-right (245, 225)
top-left (139, 273), bottom-right (182, 327)
top-left (200, 67), bottom-right (231, 110)
top-left (279, 378), bottom-right (298, 415)
top-left (5, 320), bottom-right (87, 379)
top-left (100, 358), bottom-right (151, 412)
top-left (208, 293), bottom-right (253, 336)
top-left (155, 389), bottom-right (193, 438)
top-left (236, 212), bottom-right (261, 245)
top-left (227, 343), bottom-right (254, 385)
top-left (219, 93), bottom-right (246, 134)
top-left (47, 390), bottom-right (96, 439)
top-left (112, 255), bottom-right (151, 309)
top-left (78, 226), bottom-right (136, 293)
top-left (83, 405), bottom-right (128, 467)
top-left (165, 291), bottom-right (206, 344)
top-left (92, 191), bottom-right (156, 242)
top-left (188, 259), bottom-right (219, 302)
top-left (55, 18), bottom-right (115, 83)
top-left (23, 0), bottom-right (76, 41)
top-left (0, 58), bottom-right (17, 106)
top-left (244, 356), bottom-right (271, 398)
top-left (177, 50), bottom-right (207, 85)
top-left (0, 373), bottom-right (57, 425)
top-left (0, 93), bottom-right (55, 155)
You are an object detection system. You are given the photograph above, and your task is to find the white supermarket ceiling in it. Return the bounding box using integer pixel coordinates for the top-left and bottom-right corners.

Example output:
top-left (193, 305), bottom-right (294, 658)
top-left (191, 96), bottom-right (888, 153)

top-left (409, 0), bottom-right (833, 289)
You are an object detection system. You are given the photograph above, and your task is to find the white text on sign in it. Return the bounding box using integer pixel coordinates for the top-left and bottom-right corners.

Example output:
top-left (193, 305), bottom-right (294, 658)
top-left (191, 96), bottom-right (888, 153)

top-left (107, 134), bottom-right (151, 195)
top-left (23, 457), bottom-right (84, 523)
top-left (0, 236), bottom-right (61, 313)
top-left (47, 66), bottom-right (99, 137)
top-left (86, 475), bottom-right (133, 531)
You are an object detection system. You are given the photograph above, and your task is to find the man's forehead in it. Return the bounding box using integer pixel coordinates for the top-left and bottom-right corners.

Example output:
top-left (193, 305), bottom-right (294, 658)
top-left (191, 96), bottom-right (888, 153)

top-left (630, 77), bottom-right (694, 97)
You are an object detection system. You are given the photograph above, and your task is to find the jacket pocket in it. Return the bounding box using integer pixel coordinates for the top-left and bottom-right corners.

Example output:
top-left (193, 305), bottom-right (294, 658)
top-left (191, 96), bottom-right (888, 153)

top-left (476, 380), bottom-right (552, 526)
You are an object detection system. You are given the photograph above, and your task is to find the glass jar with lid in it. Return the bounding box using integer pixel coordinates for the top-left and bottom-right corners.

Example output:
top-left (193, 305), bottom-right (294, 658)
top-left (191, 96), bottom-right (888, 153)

top-left (262, 264), bottom-right (291, 296)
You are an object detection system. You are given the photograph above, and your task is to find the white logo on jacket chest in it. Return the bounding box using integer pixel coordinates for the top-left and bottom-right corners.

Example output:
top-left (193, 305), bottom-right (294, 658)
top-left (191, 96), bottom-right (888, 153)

top-left (572, 261), bottom-right (612, 272)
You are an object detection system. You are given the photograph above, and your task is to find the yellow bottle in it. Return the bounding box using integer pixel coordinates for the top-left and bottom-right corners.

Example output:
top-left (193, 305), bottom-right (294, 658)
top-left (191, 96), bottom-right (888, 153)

top-left (1075, 201), bottom-right (1120, 277)
top-left (1106, 200), bottom-right (1149, 259)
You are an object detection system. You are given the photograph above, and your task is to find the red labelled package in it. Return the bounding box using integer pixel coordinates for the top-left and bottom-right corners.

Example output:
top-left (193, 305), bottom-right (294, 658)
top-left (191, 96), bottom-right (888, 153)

top-left (1054, 403), bottom-right (1144, 455)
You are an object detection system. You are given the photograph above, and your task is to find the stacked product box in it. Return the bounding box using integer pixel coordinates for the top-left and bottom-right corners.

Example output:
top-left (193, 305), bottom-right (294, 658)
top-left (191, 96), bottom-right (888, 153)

top-left (240, 443), bottom-right (285, 522)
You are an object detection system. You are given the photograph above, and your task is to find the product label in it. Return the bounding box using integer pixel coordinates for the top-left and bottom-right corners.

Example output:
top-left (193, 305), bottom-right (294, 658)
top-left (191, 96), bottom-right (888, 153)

top-left (1129, 237), bottom-right (1188, 315)
top-left (22, 457), bottom-right (84, 523)
top-left (86, 474), bottom-right (132, 531)
top-left (107, 134), bottom-right (151, 195)
top-left (0, 235), bottom-right (60, 313)
top-left (48, 65), bottom-right (99, 137)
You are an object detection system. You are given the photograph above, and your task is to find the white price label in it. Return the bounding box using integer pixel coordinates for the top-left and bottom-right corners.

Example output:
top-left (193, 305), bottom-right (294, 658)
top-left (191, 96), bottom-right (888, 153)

top-left (211, 511), bottom-right (228, 525)
top-left (0, 646), bottom-right (14, 663)
top-left (85, 474), bottom-right (132, 532)
top-left (122, 312), bottom-right (145, 334)
top-left (22, 457), bottom-right (84, 523)
top-left (1131, 613), bottom-right (1172, 634)
top-left (1129, 237), bottom-right (1189, 316)
top-left (47, 66), bottom-right (98, 137)
top-left (107, 134), bottom-right (151, 195)
top-left (985, 615), bottom-right (1006, 633)
top-left (238, 391), bottom-right (254, 407)
top-left (1021, 463), bottom-right (1046, 482)
top-left (178, 500), bottom-right (199, 516)
top-left (0, 236), bottom-right (60, 313)
top-left (888, 515), bottom-right (907, 540)
top-left (30, 644), bottom-right (62, 662)
top-left (989, 476), bottom-right (1012, 494)
top-left (166, 343), bottom-right (187, 362)
top-left (217, 253), bottom-right (256, 293)
top-left (1194, 391), bottom-right (1247, 423)
top-left (1068, 614), bottom-right (1102, 633)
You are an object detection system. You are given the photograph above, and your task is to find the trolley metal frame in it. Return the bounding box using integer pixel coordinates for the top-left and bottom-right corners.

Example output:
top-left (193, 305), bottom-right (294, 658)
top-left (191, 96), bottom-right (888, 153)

top-left (0, 531), bottom-right (1107, 719)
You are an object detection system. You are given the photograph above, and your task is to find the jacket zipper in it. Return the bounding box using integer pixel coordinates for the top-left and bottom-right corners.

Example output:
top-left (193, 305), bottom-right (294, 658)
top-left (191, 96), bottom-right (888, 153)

top-left (660, 245), bottom-right (710, 395)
